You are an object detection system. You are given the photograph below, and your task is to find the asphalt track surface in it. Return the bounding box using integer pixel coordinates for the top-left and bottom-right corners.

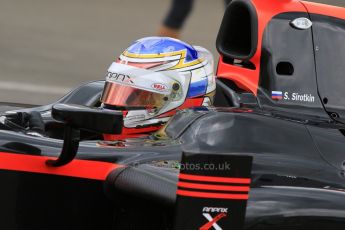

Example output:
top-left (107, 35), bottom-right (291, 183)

top-left (0, 0), bottom-right (344, 105)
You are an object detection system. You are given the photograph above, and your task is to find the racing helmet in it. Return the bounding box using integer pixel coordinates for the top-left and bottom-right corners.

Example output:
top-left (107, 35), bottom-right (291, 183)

top-left (101, 37), bottom-right (216, 138)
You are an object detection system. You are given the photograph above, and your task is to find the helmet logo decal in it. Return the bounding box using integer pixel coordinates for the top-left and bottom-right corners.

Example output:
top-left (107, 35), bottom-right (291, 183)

top-left (106, 71), bottom-right (134, 84)
top-left (122, 49), bottom-right (203, 71)
top-left (152, 83), bottom-right (169, 92)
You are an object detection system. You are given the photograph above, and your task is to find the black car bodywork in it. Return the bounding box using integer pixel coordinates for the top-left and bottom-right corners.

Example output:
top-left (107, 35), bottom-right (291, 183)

top-left (0, 0), bottom-right (345, 229)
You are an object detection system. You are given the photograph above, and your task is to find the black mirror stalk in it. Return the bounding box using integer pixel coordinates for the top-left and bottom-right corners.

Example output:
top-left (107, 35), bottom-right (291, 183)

top-left (46, 103), bottom-right (123, 167)
top-left (46, 124), bottom-right (80, 166)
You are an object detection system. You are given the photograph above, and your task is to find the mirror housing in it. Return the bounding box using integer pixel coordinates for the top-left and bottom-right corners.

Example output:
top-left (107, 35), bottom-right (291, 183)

top-left (52, 103), bottom-right (123, 134)
top-left (46, 103), bottom-right (123, 167)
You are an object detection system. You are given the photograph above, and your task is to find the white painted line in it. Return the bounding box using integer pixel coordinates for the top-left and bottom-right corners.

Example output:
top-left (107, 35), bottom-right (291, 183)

top-left (0, 81), bottom-right (72, 95)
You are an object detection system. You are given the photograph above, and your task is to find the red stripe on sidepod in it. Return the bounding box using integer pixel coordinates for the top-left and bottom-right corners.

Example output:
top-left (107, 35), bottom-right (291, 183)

top-left (176, 189), bottom-right (249, 200)
top-left (179, 173), bottom-right (251, 184)
top-left (177, 181), bottom-right (250, 192)
top-left (0, 152), bottom-right (122, 180)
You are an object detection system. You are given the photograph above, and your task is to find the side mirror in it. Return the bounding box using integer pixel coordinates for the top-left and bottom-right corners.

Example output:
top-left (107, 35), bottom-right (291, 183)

top-left (46, 103), bottom-right (123, 167)
top-left (52, 103), bottom-right (122, 134)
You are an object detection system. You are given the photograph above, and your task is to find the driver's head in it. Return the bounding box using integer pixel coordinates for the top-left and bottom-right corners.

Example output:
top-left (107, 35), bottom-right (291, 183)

top-left (101, 37), bottom-right (216, 139)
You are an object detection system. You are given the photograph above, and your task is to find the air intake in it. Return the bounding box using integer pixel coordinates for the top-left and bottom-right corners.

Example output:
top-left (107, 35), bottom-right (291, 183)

top-left (216, 0), bottom-right (258, 60)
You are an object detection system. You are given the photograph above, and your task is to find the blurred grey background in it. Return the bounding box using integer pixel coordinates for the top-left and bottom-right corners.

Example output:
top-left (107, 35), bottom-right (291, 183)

top-left (0, 0), bottom-right (344, 105)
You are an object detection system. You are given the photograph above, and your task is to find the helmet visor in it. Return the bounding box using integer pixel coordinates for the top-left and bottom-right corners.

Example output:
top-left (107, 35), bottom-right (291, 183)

top-left (101, 81), bottom-right (168, 108)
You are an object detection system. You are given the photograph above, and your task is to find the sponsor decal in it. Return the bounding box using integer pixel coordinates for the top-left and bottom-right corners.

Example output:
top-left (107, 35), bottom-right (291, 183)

top-left (200, 207), bottom-right (228, 230)
top-left (173, 154), bottom-right (252, 230)
top-left (106, 72), bottom-right (134, 84)
top-left (271, 91), bottom-right (283, 100)
top-left (152, 83), bottom-right (168, 92)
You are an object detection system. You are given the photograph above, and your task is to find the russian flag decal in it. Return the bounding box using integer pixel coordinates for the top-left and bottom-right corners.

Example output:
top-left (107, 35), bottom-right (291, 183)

top-left (271, 91), bottom-right (283, 100)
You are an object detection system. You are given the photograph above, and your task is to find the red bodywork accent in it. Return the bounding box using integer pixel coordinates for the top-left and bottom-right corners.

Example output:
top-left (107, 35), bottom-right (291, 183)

top-left (177, 181), bottom-right (250, 192)
top-left (179, 173), bottom-right (251, 184)
top-left (302, 1), bottom-right (345, 20)
top-left (217, 0), bottom-right (307, 95)
top-left (176, 189), bottom-right (249, 200)
top-left (0, 152), bottom-right (122, 180)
